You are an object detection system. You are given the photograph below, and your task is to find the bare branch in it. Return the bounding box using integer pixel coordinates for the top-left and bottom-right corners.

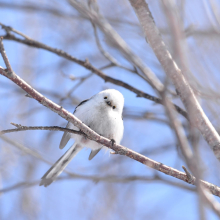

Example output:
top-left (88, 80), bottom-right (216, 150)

top-left (162, 79), bottom-right (220, 216)
top-left (90, 22), bottom-right (139, 75)
top-left (0, 123), bottom-right (86, 137)
top-left (88, 1), bottom-right (141, 76)
top-left (0, 24), bottom-right (188, 119)
top-left (162, 89), bottom-right (195, 172)
top-left (128, 0), bottom-right (220, 161)
top-left (202, 185), bottom-right (220, 216)
top-left (183, 165), bottom-right (220, 217)
top-left (88, 0), bottom-right (152, 83)
top-left (182, 166), bottom-right (195, 184)
top-left (0, 37), bottom-right (13, 76)
top-left (0, 42), bottom-right (220, 197)
top-left (0, 174), bottom-right (195, 194)
top-left (0, 2), bottom-right (73, 19)
top-left (0, 134), bottom-right (195, 194)
top-left (67, 0), bottom-right (164, 92)
top-left (60, 72), bottom-right (93, 102)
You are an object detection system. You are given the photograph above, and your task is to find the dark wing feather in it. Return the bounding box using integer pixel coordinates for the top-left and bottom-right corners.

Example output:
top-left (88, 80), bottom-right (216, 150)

top-left (73, 99), bottom-right (89, 113)
top-left (59, 99), bottom-right (90, 149)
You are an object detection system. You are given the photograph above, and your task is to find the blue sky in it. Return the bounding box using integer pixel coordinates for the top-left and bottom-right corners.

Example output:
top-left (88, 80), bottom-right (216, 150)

top-left (1, 0), bottom-right (220, 219)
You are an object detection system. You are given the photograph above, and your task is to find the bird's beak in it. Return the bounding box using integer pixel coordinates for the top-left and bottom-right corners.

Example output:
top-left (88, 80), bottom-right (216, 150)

top-left (106, 101), bottom-right (111, 106)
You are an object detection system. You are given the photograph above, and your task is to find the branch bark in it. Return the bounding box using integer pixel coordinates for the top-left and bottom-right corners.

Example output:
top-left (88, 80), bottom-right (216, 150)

top-left (1, 134), bottom-right (194, 193)
top-left (0, 38), bottom-right (220, 197)
top-left (68, 0), bottom-right (164, 92)
top-left (162, 87), bottom-right (220, 217)
top-left (128, 0), bottom-right (220, 161)
top-left (0, 23), bottom-right (188, 119)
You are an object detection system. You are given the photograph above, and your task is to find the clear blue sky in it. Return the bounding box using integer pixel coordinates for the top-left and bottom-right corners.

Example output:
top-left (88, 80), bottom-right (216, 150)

top-left (0, 0), bottom-right (220, 219)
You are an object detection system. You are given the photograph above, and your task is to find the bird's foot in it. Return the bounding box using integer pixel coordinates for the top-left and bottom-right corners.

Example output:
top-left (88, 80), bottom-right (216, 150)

top-left (110, 139), bottom-right (116, 147)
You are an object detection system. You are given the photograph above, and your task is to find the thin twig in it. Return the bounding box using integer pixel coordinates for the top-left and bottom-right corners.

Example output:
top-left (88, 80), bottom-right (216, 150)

top-left (182, 166), bottom-right (195, 184)
top-left (60, 73), bottom-right (93, 102)
top-left (90, 16), bottom-right (139, 75)
top-left (0, 174), bottom-right (195, 194)
top-left (0, 123), bottom-right (86, 137)
top-left (68, 0), bottom-right (164, 92)
top-left (0, 134), bottom-right (195, 193)
top-left (0, 37), bottom-right (13, 76)
top-left (88, 0), bottom-right (150, 81)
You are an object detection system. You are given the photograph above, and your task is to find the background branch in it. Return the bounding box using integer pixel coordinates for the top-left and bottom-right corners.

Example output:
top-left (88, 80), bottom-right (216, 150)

top-left (128, 0), bottom-right (220, 162)
top-left (0, 39), bottom-right (219, 197)
top-left (1, 1), bottom-right (220, 218)
top-left (1, 123), bottom-right (86, 137)
top-left (0, 23), bottom-right (188, 119)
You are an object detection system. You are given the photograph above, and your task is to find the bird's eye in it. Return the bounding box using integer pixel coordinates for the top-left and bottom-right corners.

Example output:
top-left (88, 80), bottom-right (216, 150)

top-left (113, 106), bottom-right (116, 109)
top-left (104, 97), bottom-right (107, 99)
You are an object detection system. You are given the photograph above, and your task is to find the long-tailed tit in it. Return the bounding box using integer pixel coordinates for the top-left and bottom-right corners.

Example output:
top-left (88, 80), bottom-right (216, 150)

top-left (40, 89), bottom-right (124, 187)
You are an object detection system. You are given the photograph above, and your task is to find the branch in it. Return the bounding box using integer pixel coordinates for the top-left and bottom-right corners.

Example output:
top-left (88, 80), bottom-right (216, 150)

top-left (128, 0), bottom-right (220, 161)
top-left (182, 166), bottom-right (220, 217)
top-left (60, 72), bottom-right (93, 102)
top-left (89, 10), bottom-right (121, 66)
top-left (161, 60), bottom-right (220, 217)
top-left (0, 23), bottom-right (188, 119)
top-left (0, 174), bottom-right (195, 194)
top-left (0, 39), bottom-right (220, 197)
top-left (0, 134), bottom-right (195, 193)
top-left (162, 88), bottom-right (195, 172)
top-left (88, 1), bottom-right (143, 77)
top-left (0, 123), bottom-right (86, 137)
top-left (162, 86), bottom-right (220, 216)
top-left (68, 0), bottom-right (164, 92)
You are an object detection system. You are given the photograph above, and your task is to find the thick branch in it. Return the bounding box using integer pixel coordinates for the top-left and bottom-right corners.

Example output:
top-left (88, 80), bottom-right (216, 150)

top-left (162, 87), bottom-right (220, 216)
top-left (0, 44), bottom-right (220, 197)
top-left (128, 0), bottom-right (220, 161)
top-left (0, 132), bottom-right (195, 193)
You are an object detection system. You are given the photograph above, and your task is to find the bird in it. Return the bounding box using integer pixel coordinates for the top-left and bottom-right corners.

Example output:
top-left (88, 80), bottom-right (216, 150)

top-left (39, 89), bottom-right (124, 187)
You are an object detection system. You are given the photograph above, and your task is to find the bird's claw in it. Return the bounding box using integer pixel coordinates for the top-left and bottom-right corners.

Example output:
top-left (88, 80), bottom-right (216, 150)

top-left (110, 139), bottom-right (116, 147)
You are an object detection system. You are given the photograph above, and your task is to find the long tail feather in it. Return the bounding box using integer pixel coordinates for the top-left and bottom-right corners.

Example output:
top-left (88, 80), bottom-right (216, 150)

top-left (39, 144), bottom-right (82, 187)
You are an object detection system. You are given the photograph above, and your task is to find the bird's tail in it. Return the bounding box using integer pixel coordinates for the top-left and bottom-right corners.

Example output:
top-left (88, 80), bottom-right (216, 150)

top-left (39, 143), bottom-right (82, 187)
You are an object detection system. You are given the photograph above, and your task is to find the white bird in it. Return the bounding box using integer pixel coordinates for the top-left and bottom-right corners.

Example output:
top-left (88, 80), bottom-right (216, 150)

top-left (40, 89), bottom-right (124, 187)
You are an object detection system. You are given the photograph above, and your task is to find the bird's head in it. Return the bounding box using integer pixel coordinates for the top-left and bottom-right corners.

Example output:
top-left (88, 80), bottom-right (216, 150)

top-left (95, 89), bottom-right (124, 114)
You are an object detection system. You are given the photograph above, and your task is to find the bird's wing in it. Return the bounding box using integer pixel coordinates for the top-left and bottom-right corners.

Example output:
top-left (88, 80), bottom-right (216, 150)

top-left (73, 99), bottom-right (89, 113)
top-left (59, 99), bottom-right (90, 149)
top-left (59, 122), bottom-right (71, 149)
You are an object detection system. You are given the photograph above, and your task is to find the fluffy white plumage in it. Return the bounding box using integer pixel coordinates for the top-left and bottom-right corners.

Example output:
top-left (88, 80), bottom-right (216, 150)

top-left (40, 89), bottom-right (124, 187)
